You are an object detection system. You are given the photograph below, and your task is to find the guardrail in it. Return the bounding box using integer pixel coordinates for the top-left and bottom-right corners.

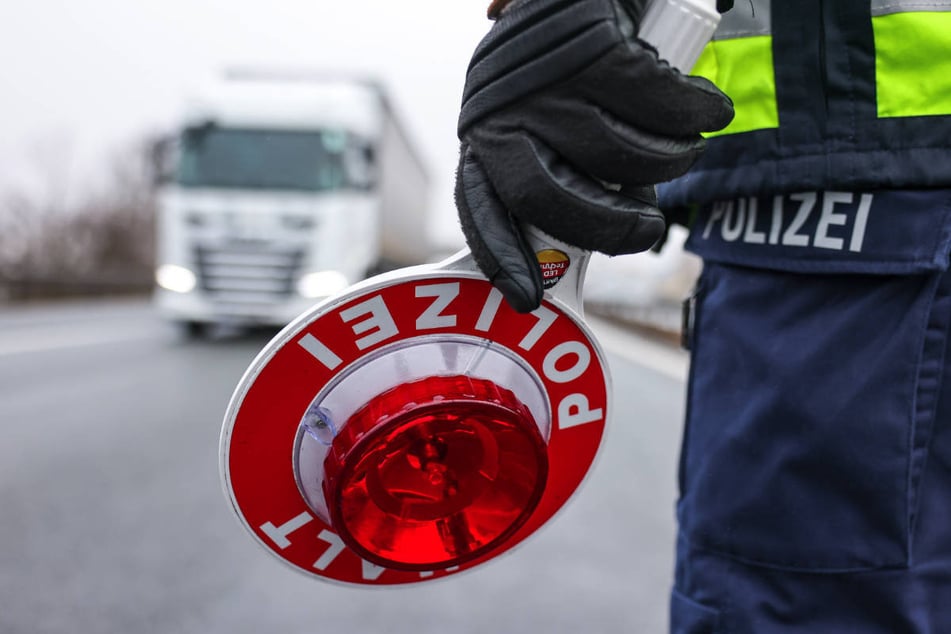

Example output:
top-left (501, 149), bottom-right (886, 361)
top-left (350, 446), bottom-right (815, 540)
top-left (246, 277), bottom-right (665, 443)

top-left (0, 275), bottom-right (152, 302)
top-left (585, 299), bottom-right (683, 345)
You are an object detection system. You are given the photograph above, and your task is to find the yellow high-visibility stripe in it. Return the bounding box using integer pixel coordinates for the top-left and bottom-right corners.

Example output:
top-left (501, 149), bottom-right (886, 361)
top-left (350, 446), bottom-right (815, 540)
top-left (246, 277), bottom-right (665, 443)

top-left (873, 11), bottom-right (951, 117)
top-left (691, 35), bottom-right (779, 137)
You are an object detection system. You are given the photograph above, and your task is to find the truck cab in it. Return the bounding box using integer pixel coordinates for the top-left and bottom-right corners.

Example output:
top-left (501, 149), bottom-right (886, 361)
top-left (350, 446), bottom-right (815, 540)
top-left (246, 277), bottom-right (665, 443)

top-left (154, 75), bottom-right (429, 334)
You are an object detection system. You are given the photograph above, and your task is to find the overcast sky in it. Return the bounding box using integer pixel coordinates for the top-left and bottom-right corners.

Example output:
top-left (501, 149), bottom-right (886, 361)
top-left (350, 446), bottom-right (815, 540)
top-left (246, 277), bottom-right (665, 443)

top-left (0, 0), bottom-right (493, 244)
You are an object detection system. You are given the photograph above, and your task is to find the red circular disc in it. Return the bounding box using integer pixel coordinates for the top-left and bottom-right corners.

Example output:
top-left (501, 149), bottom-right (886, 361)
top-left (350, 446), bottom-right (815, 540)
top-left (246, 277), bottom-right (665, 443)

top-left (221, 273), bottom-right (609, 585)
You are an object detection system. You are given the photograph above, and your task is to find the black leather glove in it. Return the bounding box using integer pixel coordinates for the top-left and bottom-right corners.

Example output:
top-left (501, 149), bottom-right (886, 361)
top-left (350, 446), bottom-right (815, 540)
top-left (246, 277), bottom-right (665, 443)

top-left (455, 0), bottom-right (734, 312)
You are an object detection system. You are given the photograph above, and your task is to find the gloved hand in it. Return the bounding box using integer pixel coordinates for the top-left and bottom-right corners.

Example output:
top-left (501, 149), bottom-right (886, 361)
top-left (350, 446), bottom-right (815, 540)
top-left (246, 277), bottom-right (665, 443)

top-left (455, 0), bottom-right (734, 312)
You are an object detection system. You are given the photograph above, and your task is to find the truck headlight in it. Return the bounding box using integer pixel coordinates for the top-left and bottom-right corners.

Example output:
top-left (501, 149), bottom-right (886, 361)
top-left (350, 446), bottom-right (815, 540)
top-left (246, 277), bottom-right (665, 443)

top-left (156, 264), bottom-right (197, 294)
top-left (297, 271), bottom-right (349, 298)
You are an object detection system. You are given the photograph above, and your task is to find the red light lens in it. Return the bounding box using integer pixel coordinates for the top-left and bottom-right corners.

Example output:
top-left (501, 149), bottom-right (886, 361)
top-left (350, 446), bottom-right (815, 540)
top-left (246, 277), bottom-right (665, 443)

top-left (323, 375), bottom-right (548, 571)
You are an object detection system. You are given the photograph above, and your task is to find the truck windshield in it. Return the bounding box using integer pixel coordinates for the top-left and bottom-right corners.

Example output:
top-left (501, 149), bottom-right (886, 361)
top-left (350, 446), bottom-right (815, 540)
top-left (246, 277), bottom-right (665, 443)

top-left (176, 125), bottom-right (373, 191)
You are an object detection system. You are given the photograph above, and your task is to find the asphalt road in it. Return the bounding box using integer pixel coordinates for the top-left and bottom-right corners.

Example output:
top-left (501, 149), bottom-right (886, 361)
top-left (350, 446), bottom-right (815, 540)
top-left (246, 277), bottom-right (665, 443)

top-left (0, 298), bottom-right (688, 634)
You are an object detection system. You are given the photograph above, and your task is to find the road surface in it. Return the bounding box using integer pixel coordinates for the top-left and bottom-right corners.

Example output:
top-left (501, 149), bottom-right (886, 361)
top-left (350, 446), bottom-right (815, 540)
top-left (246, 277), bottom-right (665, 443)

top-left (0, 298), bottom-right (688, 633)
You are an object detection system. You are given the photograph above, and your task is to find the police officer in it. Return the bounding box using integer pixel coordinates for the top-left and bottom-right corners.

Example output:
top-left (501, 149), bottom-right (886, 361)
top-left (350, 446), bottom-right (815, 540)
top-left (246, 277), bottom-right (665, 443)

top-left (455, 0), bottom-right (951, 631)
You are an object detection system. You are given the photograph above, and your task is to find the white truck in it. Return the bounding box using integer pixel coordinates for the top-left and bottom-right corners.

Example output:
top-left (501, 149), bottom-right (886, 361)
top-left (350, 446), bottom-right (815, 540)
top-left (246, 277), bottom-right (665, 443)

top-left (153, 73), bottom-right (431, 334)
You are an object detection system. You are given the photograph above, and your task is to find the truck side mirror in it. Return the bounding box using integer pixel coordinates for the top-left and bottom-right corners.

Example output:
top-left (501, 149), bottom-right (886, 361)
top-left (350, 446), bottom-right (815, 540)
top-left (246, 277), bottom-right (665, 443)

top-left (148, 134), bottom-right (179, 187)
top-left (363, 145), bottom-right (376, 167)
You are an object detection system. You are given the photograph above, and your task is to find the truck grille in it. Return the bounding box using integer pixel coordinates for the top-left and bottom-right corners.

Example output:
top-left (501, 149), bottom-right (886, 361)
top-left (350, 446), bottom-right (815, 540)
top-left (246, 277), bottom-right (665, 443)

top-left (194, 244), bottom-right (304, 305)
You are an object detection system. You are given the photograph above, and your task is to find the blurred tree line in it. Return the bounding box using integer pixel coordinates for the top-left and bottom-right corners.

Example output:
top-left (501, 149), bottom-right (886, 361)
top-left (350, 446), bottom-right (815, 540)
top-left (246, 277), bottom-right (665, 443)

top-left (0, 138), bottom-right (158, 302)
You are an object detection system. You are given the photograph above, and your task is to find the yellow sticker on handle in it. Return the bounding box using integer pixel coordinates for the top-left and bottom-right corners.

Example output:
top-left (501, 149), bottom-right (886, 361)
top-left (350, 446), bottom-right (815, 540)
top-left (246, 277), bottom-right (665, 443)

top-left (536, 249), bottom-right (570, 289)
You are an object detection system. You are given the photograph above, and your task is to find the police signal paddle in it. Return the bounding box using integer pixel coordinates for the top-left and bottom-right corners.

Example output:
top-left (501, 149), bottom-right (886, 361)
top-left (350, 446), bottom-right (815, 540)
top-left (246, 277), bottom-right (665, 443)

top-left (220, 226), bottom-right (610, 585)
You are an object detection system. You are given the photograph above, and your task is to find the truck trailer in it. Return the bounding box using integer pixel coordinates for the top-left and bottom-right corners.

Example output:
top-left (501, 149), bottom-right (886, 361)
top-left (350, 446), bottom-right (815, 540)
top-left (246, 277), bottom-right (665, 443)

top-left (153, 73), bottom-right (431, 334)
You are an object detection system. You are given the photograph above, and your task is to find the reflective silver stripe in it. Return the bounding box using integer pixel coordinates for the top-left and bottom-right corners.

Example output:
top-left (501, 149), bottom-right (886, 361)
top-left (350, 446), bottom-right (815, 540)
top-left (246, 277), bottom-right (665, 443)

top-left (714, 0), bottom-right (771, 39)
top-left (871, 0), bottom-right (951, 16)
